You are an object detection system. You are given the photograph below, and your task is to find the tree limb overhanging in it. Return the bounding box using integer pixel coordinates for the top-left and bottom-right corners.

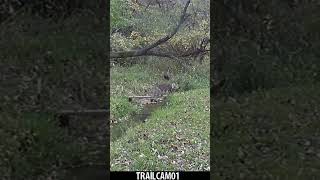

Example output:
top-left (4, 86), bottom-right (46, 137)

top-left (110, 0), bottom-right (193, 59)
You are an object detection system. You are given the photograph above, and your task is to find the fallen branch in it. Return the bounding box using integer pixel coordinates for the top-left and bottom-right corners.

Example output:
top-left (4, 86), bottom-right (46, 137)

top-left (110, 0), bottom-right (191, 59)
top-left (111, 47), bottom-right (209, 59)
top-left (128, 95), bottom-right (160, 102)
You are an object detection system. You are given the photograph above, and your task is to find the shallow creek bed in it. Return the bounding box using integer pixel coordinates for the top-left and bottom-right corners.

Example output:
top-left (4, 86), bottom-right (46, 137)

top-left (111, 96), bottom-right (167, 142)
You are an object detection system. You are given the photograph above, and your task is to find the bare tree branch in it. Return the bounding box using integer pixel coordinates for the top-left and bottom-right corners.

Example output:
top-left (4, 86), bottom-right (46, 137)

top-left (110, 0), bottom-right (191, 59)
top-left (110, 47), bottom-right (209, 60)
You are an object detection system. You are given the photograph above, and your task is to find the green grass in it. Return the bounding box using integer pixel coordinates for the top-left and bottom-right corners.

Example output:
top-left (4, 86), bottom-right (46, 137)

top-left (111, 64), bottom-right (161, 97)
top-left (110, 56), bottom-right (210, 96)
top-left (110, 56), bottom-right (210, 170)
top-left (111, 88), bottom-right (210, 171)
top-left (110, 56), bottom-right (209, 124)
top-left (111, 96), bottom-right (140, 119)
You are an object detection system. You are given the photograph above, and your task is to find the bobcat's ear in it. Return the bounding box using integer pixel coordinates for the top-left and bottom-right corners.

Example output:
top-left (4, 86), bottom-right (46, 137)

top-left (163, 73), bottom-right (170, 80)
top-left (163, 69), bottom-right (171, 80)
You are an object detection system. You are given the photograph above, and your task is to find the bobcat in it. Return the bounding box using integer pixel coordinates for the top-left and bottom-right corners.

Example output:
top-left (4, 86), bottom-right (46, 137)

top-left (150, 83), bottom-right (179, 97)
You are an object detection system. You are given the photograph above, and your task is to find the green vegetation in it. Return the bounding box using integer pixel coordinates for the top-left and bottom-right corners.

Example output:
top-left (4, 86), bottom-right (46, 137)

top-left (110, 58), bottom-right (210, 125)
top-left (110, 0), bottom-right (133, 29)
top-left (111, 61), bottom-right (210, 170)
top-left (111, 58), bottom-right (209, 96)
top-left (110, 45), bottom-right (210, 170)
top-left (111, 88), bottom-right (209, 171)
top-left (110, 0), bottom-right (210, 171)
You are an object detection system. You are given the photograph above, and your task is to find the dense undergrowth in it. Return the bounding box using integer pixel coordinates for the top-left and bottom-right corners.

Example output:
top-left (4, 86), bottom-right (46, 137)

top-left (0, 9), bottom-right (105, 180)
top-left (211, 2), bottom-right (320, 177)
top-left (1, 11), bottom-right (106, 112)
top-left (212, 83), bottom-right (320, 179)
top-left (111, 88), bottom-right (210, 171)
top-left (0, 113), bottom-right (83, 180)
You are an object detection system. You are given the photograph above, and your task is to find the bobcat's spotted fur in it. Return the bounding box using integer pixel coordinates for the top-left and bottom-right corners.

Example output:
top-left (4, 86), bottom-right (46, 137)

top-left (150, 83), bottom-right (179, 97)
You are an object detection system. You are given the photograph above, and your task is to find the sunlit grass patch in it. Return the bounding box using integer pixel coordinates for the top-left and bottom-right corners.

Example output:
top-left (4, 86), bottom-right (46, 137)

top-left (111, 88), bottom-right (210, 171)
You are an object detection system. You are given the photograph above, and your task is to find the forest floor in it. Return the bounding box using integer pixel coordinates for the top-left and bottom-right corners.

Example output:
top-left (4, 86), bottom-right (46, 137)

top-left (0, 11), bottom-right (107, 179)
top-left (110, 57), bottom-right (210, 170)
top-left (212, 83), bottom-right (320, 179)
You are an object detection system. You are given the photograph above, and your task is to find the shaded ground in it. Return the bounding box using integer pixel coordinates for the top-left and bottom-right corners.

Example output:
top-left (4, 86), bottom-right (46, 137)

top-left (59, 115), bottom-right (108, 179)
top-left (0, 8), bottom-right (106, 179)
top-left (212, 84), bottom-right (320, 179)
